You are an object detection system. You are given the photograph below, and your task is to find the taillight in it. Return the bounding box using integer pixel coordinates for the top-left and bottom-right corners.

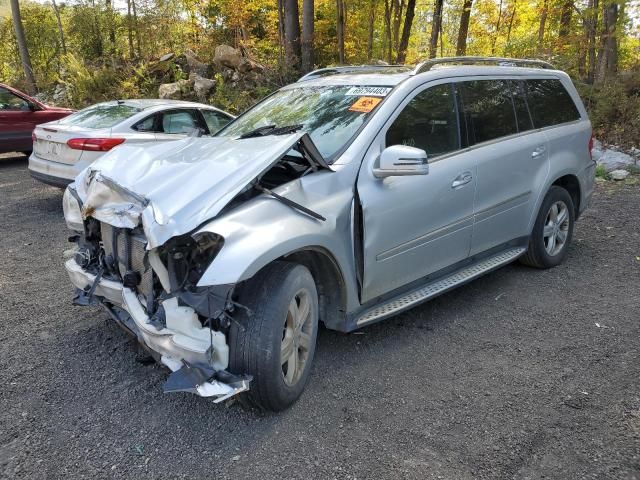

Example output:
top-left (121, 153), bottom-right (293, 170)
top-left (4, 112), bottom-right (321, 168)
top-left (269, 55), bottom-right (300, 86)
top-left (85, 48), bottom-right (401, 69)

top-left (32, 131), bottom-right (37, 142)
top-left (588, 133), bottom-right (594, 161)
top-left (67, 138), bottom-right (125, 151)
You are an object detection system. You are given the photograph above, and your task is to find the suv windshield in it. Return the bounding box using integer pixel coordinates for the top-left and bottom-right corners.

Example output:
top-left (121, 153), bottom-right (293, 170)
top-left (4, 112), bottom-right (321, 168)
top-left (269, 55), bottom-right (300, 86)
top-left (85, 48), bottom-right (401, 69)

top-left (218, 85), bottom-right (391, 160)
top-left (58, 104), bottom-right (141, 129)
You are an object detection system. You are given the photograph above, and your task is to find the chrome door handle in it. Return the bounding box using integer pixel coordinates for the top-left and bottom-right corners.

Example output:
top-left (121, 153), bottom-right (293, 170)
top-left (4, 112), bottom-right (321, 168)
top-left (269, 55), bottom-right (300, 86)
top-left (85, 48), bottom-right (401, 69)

top-left (531, 145), bottom-right (547, 158)
top-left (452, 172), bottom-right (473, 188)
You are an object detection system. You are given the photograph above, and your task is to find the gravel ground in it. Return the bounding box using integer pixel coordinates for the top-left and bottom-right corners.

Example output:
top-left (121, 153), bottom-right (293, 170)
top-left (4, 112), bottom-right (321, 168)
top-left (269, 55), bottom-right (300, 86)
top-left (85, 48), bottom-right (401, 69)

top-left (1, 153), bottom-right (639, 480)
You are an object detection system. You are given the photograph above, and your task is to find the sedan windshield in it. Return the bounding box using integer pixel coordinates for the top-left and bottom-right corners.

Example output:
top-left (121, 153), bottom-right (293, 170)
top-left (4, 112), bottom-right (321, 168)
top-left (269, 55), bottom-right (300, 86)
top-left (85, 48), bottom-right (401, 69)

top-left (58, 103), bottom-right (141, 129)
top-left (218, 85), bottom-right (391, 160)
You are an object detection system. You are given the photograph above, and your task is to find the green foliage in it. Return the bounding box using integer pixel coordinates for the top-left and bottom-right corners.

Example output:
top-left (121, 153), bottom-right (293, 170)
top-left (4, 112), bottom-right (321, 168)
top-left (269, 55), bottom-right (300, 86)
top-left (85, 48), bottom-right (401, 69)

top-left (595, 164), bottom-right (609, 179)
top-left (208, 74), bottom-right (273, 115)
top-left (578, 70), bottom-right (640, 150)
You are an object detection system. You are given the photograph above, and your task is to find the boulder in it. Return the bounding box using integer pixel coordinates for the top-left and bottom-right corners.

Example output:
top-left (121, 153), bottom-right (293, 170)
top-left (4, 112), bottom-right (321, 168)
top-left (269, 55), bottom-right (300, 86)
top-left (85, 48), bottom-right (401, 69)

top-left (214, 45), bottom-right (243, 69)
top-left (158, 79), bottom-right (191, 100)
top-left (190, 73), bottom-right (216, 100)
top-left (159, 52), bottom-right (175, 62)
top-left (184, 49), bottom-right (213, 78)
top-left (610, 169), bottom-right (629, 181)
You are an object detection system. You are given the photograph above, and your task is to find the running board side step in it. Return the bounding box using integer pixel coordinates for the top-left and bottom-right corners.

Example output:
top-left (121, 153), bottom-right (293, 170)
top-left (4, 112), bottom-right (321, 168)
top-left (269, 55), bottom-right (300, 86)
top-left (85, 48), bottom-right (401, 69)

top-left (355, 247), bottom-right (526, 326)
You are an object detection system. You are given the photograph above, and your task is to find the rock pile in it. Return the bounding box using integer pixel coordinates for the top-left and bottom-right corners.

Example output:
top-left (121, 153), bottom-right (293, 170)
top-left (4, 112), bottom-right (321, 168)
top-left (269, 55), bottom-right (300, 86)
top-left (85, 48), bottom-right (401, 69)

top-left (152, 46), bottom-right (265, 101)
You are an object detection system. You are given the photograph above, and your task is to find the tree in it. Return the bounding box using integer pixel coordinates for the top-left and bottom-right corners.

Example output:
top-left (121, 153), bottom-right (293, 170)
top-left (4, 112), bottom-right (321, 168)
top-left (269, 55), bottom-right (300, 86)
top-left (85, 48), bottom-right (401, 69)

top-left (558, 0), bottom-right (573, 38)
top-left (595, 0), bottom-right (618, 83)
top-left (429, 0), bottom-right (444, 58)
top-left (537, 0), bottom-right (548, 52)
top-left (301, 0), bottom-right (314, 72)
top-left (336, 0), bottom-right (346, 64)
top-left (396, 0), bottom-right (416, 63)
top-left (455, 0), bottom-right (473, 55)
top-left (284, 0), bottom-right (302, 69)
top-left (52, 0), bottom-right (67, 55)
top-left (9, 0), bottom-right (36, 93)
top-left (366, 0), bottom-right (377, 61)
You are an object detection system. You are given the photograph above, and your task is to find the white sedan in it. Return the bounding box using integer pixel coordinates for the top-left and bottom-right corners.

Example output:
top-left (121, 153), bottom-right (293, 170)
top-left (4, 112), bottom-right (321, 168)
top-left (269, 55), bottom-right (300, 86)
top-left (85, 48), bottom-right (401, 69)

top-left (28, 99), bottom-right (234, 187)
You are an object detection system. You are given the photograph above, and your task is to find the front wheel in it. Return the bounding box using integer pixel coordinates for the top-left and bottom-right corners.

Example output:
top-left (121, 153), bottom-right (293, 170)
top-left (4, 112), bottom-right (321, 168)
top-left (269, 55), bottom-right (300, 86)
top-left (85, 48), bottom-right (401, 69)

top-left (520, 185), bottom-right (575, 268)
top-left (229, 261), bottom-right (319, 411)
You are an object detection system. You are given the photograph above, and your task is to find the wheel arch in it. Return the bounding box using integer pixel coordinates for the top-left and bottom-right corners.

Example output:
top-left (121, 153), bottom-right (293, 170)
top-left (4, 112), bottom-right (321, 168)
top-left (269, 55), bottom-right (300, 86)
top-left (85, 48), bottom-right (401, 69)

top-left (237, 246), bottom-right (348, 331)
top-left (551, 174), bottom-right (581, 217)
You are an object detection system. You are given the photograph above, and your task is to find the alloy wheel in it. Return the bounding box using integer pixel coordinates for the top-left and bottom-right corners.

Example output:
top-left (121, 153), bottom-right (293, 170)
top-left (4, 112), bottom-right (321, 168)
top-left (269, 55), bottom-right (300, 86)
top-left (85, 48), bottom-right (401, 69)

top-left (281, 288), bottom-right (313, 386)
top-left (543, 200), bottom-right (570, 256)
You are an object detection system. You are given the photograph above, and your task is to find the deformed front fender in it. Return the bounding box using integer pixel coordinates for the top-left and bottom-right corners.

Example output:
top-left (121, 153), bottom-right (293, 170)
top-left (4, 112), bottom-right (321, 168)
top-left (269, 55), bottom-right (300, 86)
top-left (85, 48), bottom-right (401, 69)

top-left (194, 171), bottom-right (361, 313)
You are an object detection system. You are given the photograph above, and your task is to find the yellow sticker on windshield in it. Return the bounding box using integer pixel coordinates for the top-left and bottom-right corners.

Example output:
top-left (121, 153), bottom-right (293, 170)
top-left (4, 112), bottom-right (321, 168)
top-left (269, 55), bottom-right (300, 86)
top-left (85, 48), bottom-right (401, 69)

top-left (349, 96), bottom-right (382, 113)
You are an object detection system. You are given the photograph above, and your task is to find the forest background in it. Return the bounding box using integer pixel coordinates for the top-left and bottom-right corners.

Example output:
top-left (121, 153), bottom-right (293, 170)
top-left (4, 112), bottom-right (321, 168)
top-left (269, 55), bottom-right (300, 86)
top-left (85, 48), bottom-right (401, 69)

top-left (1, 0), bottom-right (638, 148)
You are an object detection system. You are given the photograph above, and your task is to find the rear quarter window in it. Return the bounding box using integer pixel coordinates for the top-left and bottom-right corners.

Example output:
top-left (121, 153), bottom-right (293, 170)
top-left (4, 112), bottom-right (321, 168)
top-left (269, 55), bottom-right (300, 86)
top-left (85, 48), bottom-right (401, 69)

top-left (524, 79), bottom-right (581, 128)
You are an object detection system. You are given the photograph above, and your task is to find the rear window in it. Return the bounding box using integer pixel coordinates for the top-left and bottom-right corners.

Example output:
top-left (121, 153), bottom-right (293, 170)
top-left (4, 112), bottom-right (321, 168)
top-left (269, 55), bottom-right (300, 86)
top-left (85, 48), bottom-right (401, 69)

top-left (457, 80), bottom-right (518, 145)
top-left (524, 79), bottom-right (581, 128)
top-left (58, 104), bottom-right (140, 129)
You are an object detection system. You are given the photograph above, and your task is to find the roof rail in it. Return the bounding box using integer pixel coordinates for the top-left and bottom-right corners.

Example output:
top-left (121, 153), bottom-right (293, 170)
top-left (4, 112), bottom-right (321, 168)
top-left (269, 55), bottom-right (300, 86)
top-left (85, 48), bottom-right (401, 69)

top-left (413, 56), bottom-right (554, 74)
top-left (298, 65), bottom-right (410, 82)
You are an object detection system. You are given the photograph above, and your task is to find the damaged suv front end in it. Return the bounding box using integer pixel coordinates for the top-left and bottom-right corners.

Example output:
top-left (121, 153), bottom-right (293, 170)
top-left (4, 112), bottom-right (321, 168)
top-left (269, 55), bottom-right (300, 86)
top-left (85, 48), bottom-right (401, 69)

top-left (61, 79), bottom-right (375, 408)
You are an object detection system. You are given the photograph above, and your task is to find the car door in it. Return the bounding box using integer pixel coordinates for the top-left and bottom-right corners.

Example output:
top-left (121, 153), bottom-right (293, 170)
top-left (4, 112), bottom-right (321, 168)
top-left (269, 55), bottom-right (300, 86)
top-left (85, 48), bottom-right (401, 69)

top-left (455, 79), bottom-right (550, 256)
top-left (153, 109), bottom-right (204, 141)
top-left (357, 82), bottom-right (477, 303)
top-left (0, 86), bottom-right (35, 152)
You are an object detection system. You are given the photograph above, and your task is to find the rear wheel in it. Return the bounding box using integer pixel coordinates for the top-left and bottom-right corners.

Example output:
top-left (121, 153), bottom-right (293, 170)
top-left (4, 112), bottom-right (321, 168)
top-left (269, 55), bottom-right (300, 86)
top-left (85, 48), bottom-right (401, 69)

top-left (520, 186), bottom-right (575, 268)
top-left (229, 261), bottom-right (319, 411)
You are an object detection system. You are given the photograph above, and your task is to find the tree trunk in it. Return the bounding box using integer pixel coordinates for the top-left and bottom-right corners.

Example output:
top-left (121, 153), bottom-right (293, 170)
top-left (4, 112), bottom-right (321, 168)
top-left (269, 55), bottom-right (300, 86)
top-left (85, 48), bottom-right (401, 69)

top-left (586, 0), bottom-right (599, 83)
top-left (455, 0), bottom-right (473, 56)
top-left (429, 0), bottom-right (444, 58)
top-left (126, 0), bottom-right (134, 58)
top-left (392, 0), bottom-right (404, 54)
top-left (595, 1), bottom-right (618, 83)
top-left (284, 0), bottom-right (302, 69)
top-left (491, 0), bottom-right (503, 55)
top-left (504, 0), bottom-right (517, 54)
top-left (277, 0), bottom-right (285, 66)
top-left (383, 0), bottom-right (393, 62)
top-left (367, 0), bottom-right (376, 61)
top-left (537, 0), bottom-right (548, 53)
top-left (105, 0), bottom-right (117, 53)
top-left (396, 0), bottom-right (416, 63)
top-left (558, 0), bottom-right (573, 38)
top-left (301, 0), bottom-right (314, 72)
top-left (51, 0), bottom-right (67, 55)
top-left (9, 0), bottom-right (36, 94)
top-left (336, 0), bottom-right (346, 64)
top-left (131, 0), bottom-right (141, 58)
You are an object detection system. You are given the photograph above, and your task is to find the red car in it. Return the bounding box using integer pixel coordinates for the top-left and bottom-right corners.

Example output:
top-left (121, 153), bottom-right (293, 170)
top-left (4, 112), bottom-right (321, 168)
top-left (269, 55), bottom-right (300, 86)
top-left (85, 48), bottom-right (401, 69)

top-left (0, 83), bottom-right (73, 155)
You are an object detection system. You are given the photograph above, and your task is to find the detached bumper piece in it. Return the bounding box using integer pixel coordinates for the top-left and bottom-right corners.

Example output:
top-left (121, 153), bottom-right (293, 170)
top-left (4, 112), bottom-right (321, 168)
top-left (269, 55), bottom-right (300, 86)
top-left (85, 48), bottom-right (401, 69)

top-left (65, 258), bottom-right (250, 403)
top-left (164, 361), bottom-right (251, 402)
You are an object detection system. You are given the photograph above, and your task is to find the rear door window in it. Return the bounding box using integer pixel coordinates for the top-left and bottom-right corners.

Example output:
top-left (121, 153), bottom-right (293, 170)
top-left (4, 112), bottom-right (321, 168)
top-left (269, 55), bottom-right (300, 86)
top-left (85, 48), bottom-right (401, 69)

top-left (457, 80), bottom-right (518, 145)
top-left (160, 110), bottom-right (199, 134)
top-left (524, 79), bottom-right (581, 128)
top-left (511, 81), bottom-right (534, 132)
top-left (386, 83), bottom-right (460, 158)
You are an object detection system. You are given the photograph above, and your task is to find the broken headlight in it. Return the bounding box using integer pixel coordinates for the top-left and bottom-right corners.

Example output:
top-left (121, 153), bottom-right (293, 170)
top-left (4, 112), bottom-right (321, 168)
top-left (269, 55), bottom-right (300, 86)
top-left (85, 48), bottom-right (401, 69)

top-left (62, 186), bottom-right (84, 232)
top-left (165, 232), bottom-right (224, 290)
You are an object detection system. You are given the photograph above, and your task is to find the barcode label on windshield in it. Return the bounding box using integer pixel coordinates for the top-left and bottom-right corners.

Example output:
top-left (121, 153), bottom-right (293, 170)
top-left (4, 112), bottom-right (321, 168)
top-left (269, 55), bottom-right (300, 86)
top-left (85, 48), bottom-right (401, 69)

top-left (345, 87), bottom-right (391, 97)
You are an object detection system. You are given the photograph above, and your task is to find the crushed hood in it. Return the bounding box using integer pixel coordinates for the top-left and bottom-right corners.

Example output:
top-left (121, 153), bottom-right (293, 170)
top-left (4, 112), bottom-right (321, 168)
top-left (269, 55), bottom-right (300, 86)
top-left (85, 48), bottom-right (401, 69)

top-left (74, 133), bottom-right (308, 248)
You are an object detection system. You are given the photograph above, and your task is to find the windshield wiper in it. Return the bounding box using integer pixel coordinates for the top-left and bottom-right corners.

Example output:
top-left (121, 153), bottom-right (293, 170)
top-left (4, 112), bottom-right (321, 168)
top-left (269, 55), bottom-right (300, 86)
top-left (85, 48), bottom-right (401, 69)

top-left (253, 182), bottom-right (326, 221)
top-left (239, 124), bottom-right (304, 139)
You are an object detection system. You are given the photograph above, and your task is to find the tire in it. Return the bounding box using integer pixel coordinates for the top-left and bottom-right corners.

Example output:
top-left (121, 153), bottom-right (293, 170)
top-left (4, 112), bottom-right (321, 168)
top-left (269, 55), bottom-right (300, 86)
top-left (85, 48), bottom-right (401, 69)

top-left (520, 185), bottom-right (575, 268)
top-left (229, 261), bottom-right (319, 411)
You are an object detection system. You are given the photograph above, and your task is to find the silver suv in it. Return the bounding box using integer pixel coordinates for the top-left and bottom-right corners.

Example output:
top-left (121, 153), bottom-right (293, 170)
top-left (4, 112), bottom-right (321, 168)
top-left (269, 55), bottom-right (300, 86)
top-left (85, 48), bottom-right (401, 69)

top-left (62, 57), bottom-right (595, 410)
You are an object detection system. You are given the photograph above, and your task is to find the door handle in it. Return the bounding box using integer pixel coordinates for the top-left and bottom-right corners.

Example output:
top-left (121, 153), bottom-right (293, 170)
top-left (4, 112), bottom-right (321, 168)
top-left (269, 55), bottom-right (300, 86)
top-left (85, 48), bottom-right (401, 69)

top-left (531, 145), bottom-right (547, 158)
top-left (452, 171), bottom-right (473, 189)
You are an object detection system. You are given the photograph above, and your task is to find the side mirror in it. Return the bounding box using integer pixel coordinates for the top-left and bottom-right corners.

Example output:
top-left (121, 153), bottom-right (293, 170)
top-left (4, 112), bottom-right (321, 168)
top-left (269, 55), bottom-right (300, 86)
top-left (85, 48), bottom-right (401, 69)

top-left (373, 145), bottom-right (429, 178)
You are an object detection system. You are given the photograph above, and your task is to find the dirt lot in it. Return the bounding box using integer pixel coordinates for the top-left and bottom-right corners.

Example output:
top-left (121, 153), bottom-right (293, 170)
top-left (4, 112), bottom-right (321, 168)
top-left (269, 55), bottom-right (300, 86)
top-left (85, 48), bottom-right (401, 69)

top-left (1, 153), bottom-right (639, 480)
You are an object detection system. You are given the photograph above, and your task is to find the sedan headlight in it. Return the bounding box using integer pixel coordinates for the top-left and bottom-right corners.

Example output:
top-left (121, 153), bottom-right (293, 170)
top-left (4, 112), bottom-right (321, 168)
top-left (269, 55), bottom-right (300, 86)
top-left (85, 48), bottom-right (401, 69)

top-left (62, 186), bottom-right (84, 231)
